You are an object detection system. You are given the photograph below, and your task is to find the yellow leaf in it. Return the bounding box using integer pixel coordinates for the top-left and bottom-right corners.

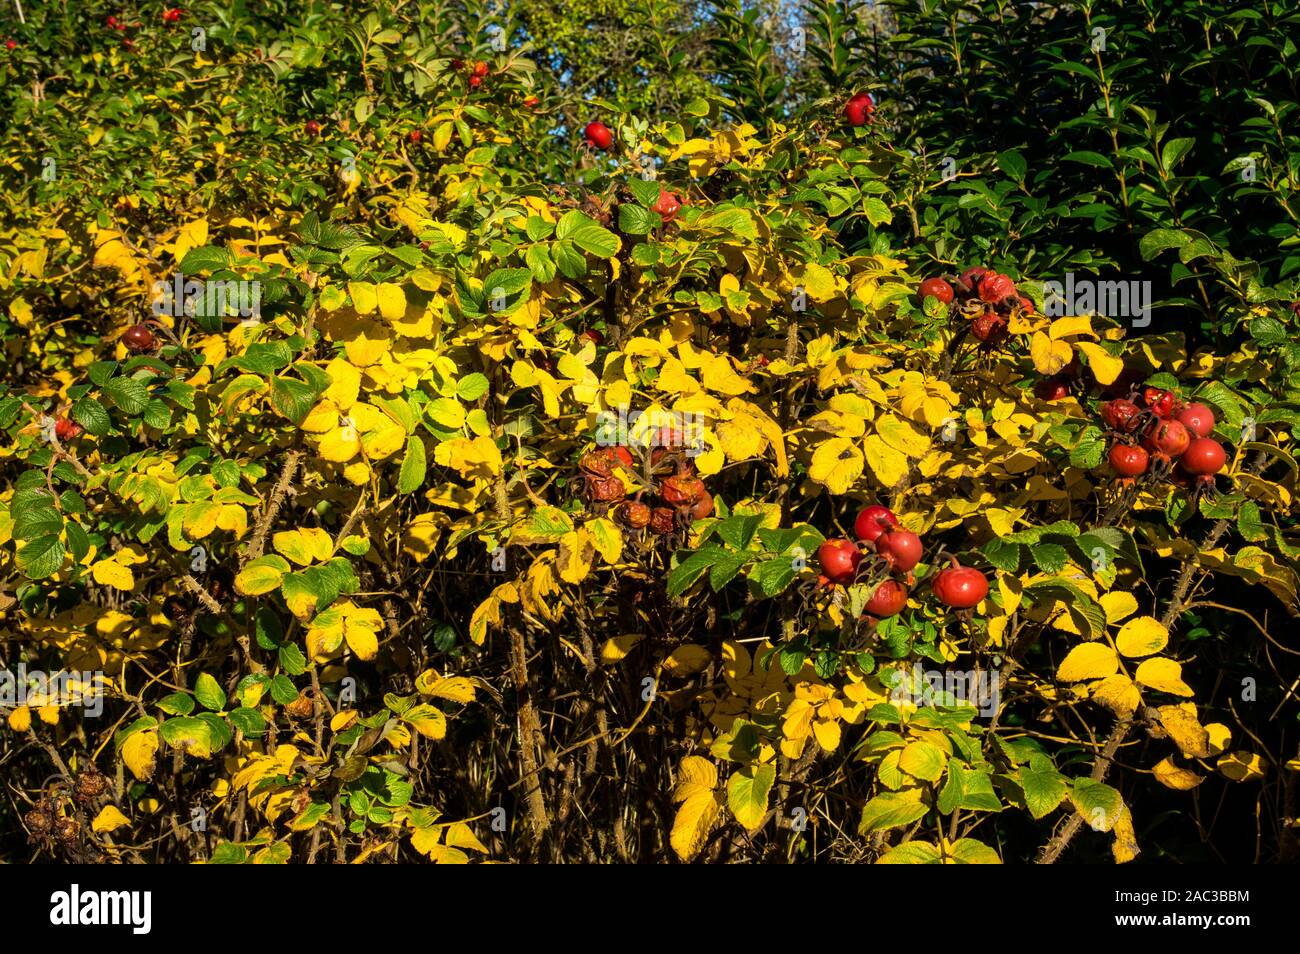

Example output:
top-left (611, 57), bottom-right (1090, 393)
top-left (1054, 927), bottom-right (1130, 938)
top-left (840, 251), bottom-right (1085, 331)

top-left (671, 790), bottom-right (722, 861)
top-left (557, 530), bottom-right (594, 584)
top-left (1075, 342), bottom-right (1123, 385)
top-left (674, 755), bottom-right (718, 800)
top-left (1204, 722), bottom-right (1232, 756)
top-left (91, 559), bottom-right (135, 591)
top-left (874, 413), bottom-right (931, 458)
top-left (809, 437), bottom-right (864, 495)
top-left (403, 703), bottom-right (447, 739)
top-left (92, 805), bottom-right (132, 834)
top-left (1048, 315), bottom-right (1096, 340)
top-left (1217, 750), bottom-right (1267, 782)
top-left (1153, 756), bottom-right (1203, 790)
top-left (1111, 807), bottom-right (1140, 864)
top-left (1090, 674), bottom-right (1141, 717)
top-left (584, 518), bottom-right (623, 564)
top-left (664, 644), bottom-right (712, 677)
top-left (273, 530), bottom-right (317, 567)
top-left (122, 729), bottom-right (159, 780)
top-left (1099, 592), bottom-right (1138, 624)
top-left (8, 705), bottom-right (31, 732)
top-left (716, 414), bottom-right (767, 462)
top-left (798, 262), bottom-right (839, 302)
top-left (348, 281), bottom-right (378, 314)
top-left (1056, 643), bottom-right (1119, 681)
top-left (1156, 704), bottom-right (1209, 758)
top-left (330, 711), bottom-right (358, 732)
top-left (444, 821), bottom-right (488, 854)
top-left (601, 635), bottom-right (642, 663)
top-left (862, 433), bottom-right (909, 487)
top-left (1114, 616), bottom-right (1168, 658)
top-left (343, 606), bottom-right (383, 661)
top-left (813, 718), bottom-right (842, 753)
top-left (415, 675), bottom-right (478, 703)
top-left (1030, 331), bottom-right (1073, 376)
top-left (699, 354), bottom-right (756, 395)
top-left (319, 423), bottom-right (363, 462)
top-left (1135, 657), bottom-right (1193, 696)
top-left (376, 283), bottom-right (406, 321)
top-left (323, 358), bottom-right (361, 410)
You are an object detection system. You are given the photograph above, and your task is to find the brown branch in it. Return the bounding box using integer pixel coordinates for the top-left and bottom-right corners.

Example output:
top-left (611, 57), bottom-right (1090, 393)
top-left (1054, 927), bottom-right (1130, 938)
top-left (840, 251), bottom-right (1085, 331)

top-left (508, 617), bottom-right (549, 844)
top-left (243, 450), bottom-right (302, 566)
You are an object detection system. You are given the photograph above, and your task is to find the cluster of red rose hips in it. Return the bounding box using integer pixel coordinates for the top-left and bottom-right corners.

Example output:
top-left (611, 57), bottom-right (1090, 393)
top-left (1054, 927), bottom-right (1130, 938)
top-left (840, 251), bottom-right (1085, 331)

top-left (816, 505), bottom-right (989, 619)
top-left (580, 443), bottom-right (713, 536)
top-left (450, 58), bottom-right (491, 89)
top-left (1101, 387), bottom-right (1227, 491)
top-left (843, 92), bottom-right (875, 127)
top-left (917, 266), bottom-right (1034, 347)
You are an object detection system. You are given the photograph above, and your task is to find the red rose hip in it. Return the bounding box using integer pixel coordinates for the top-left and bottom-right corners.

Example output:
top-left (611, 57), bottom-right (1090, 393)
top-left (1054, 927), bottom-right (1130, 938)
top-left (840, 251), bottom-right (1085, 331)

top-left (1108, 443), bottom-right (1149, 477)
top-left (122, 324), bottom-right (155, 353)
top-left (918, 277), bottom-right (954, 305)
top-left (584, 121), bottom-right (614, 150)
top-left (876, 530), bottom-right (922, 572)
top-left (818, 539), bottom-right (861, 584)
top-left (866, 580), bottom-right (908, 617)
top-left (932, 563), bottom-right (988, 609)
top-left (1180, 438), bottom-right (1226, 476)
top-left (853, 505), bottom-right (898, 543)
top-left (1176, 402), bottom-right (1216, 438)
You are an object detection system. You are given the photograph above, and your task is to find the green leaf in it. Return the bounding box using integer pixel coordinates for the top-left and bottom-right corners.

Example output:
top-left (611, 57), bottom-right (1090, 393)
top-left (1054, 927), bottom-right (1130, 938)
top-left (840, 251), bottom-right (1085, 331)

top-left (668, 546), bottom-right (728, 597)
top-left (268, 375), bottom-right (317, 424)
top-left (747, 556), bottom-right (798, 597)
top-left (726, 763), bottom-right (776, 830)
top-left (157, 692), bottom-right (196, 716)
top-left (709, 551), bottom-right (750, 590)
top-left (482, 267), bottom-right (533, 297)
top-left (525, 243), bottom-right (556, 283)
top-left (524, 506), bottom-right (574, 540)
top-left (1062, 150), bottom-right (1113, 169)
top-left (229, 707), bottom-right (268, 738)
top-left (71, 397), bottom-right (112, 436)
top-left (13, 506), bottom-right (63, 540)
top-left (877, 841), bottom-right (942, 864)
top-left (159, 716), bottom-right (216, 755)
top-left (397, 436), bottom-right (426, 494)
top-left (1140, 228), bottom-right (1190, 261)
top-left (17, 534), bottom-right (66, 579)
top-left (618, 203), bottom-right (660, 235)
top-left (859, 792), bottom-right (930, 833)
top-left (628, 177), bottom-right (661, 207)
top-left (194, 672), bottom-right (227, 712)
top-left (456, 373), bottom-right (489, 401)
top-left (947, 838), bottom-right (1002, 864)
top-left (104, 377), bottom-right (150, 415)
top-left (279, 643), bottom-right (308, 676)
top-left (270, 675), bottom-right (299, 705)
top-left (235, 555), bottom-right (291, 596)
top-left (179, 245), bottom-right (233, 273)
top-left (1069, 777), bottom-right (1123, 832)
